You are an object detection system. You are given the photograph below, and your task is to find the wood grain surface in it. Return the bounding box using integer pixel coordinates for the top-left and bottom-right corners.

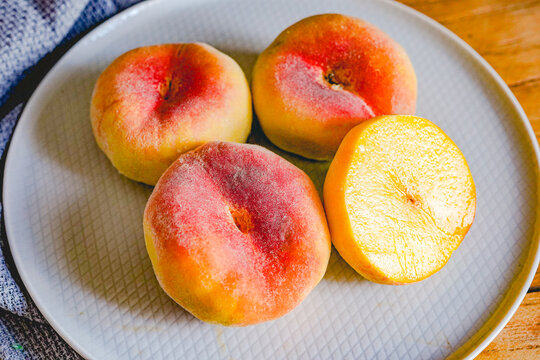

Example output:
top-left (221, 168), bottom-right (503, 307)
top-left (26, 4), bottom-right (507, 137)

top-left (397, 0), bottom-right (540, 358)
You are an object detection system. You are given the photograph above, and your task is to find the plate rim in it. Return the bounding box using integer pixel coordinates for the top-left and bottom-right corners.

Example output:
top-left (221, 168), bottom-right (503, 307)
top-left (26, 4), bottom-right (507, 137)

top-left (3, 0), bottom-right (540, 359)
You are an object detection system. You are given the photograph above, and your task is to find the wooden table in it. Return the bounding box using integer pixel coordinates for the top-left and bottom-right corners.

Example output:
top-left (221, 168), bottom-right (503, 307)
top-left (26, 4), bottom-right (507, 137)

top-left (397, 1), bottom-right (540, 358)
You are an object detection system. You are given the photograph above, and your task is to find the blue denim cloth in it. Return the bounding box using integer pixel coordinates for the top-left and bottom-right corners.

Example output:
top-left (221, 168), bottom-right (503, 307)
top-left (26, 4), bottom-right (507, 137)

top-left (0, 1), bottom-right (141, 358)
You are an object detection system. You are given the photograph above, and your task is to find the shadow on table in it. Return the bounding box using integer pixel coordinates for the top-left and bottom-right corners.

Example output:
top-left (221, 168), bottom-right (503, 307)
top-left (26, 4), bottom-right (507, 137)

top-left (323, 248), bottom-right (366, 283)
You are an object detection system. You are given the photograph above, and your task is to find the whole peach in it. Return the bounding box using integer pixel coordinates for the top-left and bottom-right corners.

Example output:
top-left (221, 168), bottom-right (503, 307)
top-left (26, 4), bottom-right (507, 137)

top-left (91, 43), bottom-right (252, 185)
top-left (143, 141), bottom-right (331, 326)
top-left (252, 14), bottom-right (417, 160)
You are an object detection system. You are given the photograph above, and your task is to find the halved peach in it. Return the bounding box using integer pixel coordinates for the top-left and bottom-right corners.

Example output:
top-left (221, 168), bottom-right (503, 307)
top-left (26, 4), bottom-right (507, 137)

top-left (323, 115), bottom-right (476, 284)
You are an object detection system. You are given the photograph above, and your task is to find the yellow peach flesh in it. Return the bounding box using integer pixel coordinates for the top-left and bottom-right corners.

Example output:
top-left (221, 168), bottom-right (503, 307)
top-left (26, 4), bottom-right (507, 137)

top-left (323, 115), bottom-right (476, 284)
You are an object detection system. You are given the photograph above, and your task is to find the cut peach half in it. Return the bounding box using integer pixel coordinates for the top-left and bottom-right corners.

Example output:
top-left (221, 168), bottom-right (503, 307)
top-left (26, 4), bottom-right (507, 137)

top-left (323, 115), bottom-right (476, 284)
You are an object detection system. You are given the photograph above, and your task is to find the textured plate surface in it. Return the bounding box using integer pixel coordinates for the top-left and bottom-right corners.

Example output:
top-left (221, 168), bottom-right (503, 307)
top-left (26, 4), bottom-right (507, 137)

top-left (3, 0), bottom-right (540, 359)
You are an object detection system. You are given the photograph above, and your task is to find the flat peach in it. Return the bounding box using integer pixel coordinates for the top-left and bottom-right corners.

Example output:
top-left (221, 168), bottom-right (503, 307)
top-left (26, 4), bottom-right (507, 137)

top-left (144, 141), bottom-right (331, 325)
top-left (252, 14), bottom-right (417, 160)
top-left (323, 115), bottom-right (476, 284)
top-left (252, 14), bottom-right (416, 160)
top-left (91, 43), bottom-right (252, 185)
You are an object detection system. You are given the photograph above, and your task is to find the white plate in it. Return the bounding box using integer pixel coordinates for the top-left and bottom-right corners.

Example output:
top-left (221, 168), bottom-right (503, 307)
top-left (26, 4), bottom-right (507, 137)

top-left (4, 0), bottom-right (540, 359)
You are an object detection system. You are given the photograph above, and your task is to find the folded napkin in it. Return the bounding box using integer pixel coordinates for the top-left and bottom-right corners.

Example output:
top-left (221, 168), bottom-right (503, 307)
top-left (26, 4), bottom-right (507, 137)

top-left (0, 1), bottom-right (141, 358)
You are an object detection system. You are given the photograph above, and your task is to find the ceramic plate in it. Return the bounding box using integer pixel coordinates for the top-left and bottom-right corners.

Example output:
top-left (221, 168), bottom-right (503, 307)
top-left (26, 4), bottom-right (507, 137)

top-left (4, 0), bottom-right (540, 359)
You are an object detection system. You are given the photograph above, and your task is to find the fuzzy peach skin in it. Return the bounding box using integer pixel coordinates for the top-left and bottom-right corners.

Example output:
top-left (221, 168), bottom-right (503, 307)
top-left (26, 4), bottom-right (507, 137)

top-left (252, 14), bottom-right (417, 160)
top-left (143, 141), bottom-right (331, 326)
top-left (91, 43), bottom-right (252, 185)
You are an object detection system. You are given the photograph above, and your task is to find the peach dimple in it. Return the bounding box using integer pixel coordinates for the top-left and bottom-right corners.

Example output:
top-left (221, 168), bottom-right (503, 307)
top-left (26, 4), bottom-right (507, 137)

top-left (252, 13), bottom-right (417, 160)
top-left (275, 55), bottom-right (375, 122)
top-left (91, 43), bottom-right (252, 185)
top-left (144, 141), bottom-right (331, 326)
